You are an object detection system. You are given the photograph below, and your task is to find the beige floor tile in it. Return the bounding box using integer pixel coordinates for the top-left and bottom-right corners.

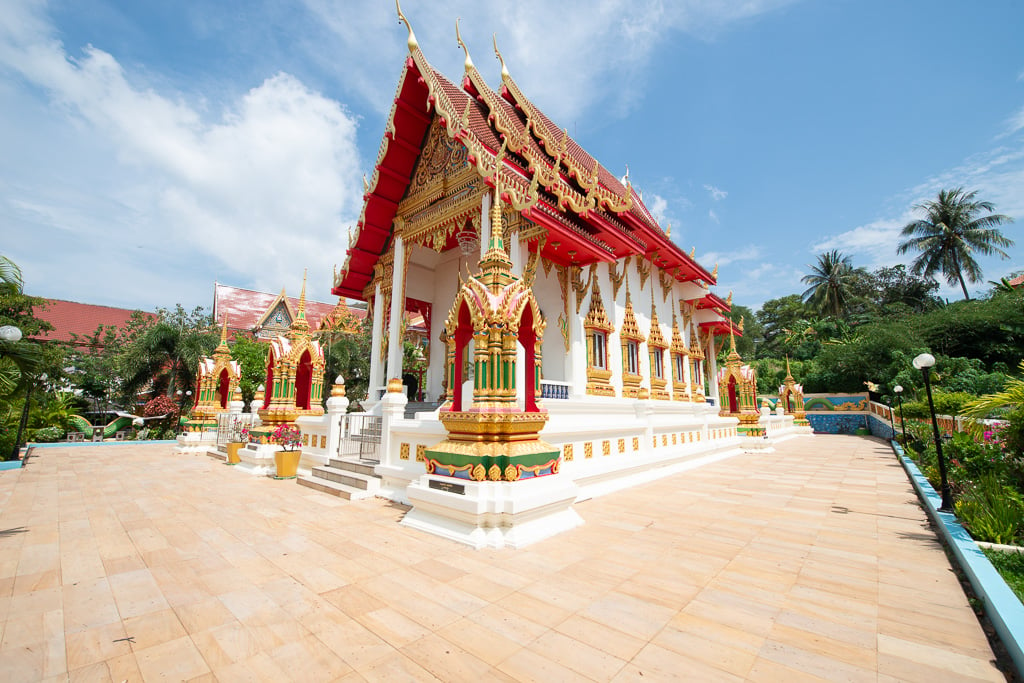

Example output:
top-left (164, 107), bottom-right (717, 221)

top-left (63, 621), bottom-right (133, 671)
top-left (134, 634), bottom-right (211, 682)
top-left (0, 438), bottom-right (1005, 681)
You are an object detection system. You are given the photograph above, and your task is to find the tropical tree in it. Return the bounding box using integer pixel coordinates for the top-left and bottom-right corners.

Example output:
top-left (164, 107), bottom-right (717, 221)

top-left (801, 250), bottom-right (858, 318)
top-left (119, 305), bottom-right (219, 405)
top-left (897, 187), bottom-right (1015, 301)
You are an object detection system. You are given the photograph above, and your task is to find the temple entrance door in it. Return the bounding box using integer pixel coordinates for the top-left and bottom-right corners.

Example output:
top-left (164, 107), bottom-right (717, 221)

top-left (451, 303), bottom-right (473, 411)
top-left (217, 369), bottom-right (230, 409)
top-left (262, 356), bottom-right (274, 409)
top-left (402, 373), bottom-right (419, 401)
top-left (295, 351), bottom-right (313, 410)
top-left (727, 377), bottom-right (739, 413)
top-left (518, 305), bottom-right (538, 413)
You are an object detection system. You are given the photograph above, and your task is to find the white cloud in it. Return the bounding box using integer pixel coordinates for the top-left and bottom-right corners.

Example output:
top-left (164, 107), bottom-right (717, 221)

top-left (0, 1), bottom-right (363, 309)
top-left (708, 209), bottom-right (719, 223)
top-left (703, 184), bottom-right (728, 201)
top-left (1006, 106), bottom-right (1024, 136)
top-left (646, 192), bottom-right (670, 227)
top-left (701, 245), bottom-right (761, 268)
top-left (300, 0), bottom-right (799, 121)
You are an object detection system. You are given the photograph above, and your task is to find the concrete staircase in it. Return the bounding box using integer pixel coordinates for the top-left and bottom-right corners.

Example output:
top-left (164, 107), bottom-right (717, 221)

top-left (297, 457), bottom-right (381, 500)
top-left (404, 401), bottom-right (441, 419)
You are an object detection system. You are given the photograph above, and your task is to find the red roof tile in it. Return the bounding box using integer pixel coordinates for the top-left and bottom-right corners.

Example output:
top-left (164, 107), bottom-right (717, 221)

top-left (32, 300), bottom-right (154, 346)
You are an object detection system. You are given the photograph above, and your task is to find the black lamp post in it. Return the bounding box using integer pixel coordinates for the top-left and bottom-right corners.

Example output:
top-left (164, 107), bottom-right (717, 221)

top-left (894, 384), bottom-right (907, 447)
top-left (913, 353), bottom-right (953, 512)
top-left (1, 325), bottom-right (26, 460)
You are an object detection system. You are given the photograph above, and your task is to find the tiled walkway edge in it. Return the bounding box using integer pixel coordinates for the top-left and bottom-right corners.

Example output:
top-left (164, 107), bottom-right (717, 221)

top-left (894, 440), bottom-right (1024, 677)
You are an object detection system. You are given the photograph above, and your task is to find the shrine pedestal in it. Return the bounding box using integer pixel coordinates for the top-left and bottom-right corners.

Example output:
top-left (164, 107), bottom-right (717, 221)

top-left (401, 474), bottom-right (583, 549)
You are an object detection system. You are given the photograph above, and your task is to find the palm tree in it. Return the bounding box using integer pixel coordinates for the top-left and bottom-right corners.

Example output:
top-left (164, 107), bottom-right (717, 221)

top-left (897, 188), bottom-right (1014, 301)
top-left (0, 255), bottom-right (23, 294)
top-left (801, 250), bottom-right (856, 318)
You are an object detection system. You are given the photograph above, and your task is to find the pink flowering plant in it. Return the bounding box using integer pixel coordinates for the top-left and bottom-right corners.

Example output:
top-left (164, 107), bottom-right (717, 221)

top-left (229, 419), bottom-right (250, 443)
top-left (271, 424), bottom-right (302, 451)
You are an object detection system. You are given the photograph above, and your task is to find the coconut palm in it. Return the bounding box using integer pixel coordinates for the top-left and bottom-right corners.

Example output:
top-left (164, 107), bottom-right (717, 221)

top-left (801, 250), bottom-right (857, 318)
top-left (897, 188), bottom-right (1014, 301)
top-left (0, 255), bottom-right (23, 294)
top-left (962, 360), bottom-right (1024, 423)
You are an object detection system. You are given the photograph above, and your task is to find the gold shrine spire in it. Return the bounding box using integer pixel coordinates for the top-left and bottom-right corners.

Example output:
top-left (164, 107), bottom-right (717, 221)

top-left (290, 270), bottom-right (310, 335)
top-left (395, 0), bottom-right (419, 52)
top-left (214, 314), bottom-right (231, 356)
top-left (785, 355), bottom-right (794, 381)
top-left (493, 34), bottom-right (510, 80)
top-left (477, 142), bottom-right (514, 290)
top-left (456, 18), bottom-right (474, 72)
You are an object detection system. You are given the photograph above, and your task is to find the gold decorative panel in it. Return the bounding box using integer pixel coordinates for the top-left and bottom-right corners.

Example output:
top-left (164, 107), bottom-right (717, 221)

top-left (400, 443), bottom-right (410, 460)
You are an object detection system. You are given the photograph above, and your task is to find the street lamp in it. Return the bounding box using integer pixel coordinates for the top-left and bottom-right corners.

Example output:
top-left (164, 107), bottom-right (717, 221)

top-left (12, 372), bottom-right (45, 460)
top-left (894, 385), bottom-right (907, 447)
top-left (913, 353), bottom-right (953, 512)
top-left (0, 325), bottom-right (23, 342)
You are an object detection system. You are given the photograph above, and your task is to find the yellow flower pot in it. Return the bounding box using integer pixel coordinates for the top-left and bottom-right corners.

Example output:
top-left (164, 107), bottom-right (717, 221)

top-left (226, 442), bottom-right (243, 465)
top-left (274, 450), bottom-right (302, 479)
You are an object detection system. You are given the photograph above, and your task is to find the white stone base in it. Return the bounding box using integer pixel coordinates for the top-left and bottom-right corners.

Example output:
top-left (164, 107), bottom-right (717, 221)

top-left (401, 474), bottom-right (584, 550)
top-left (174, 431), bottom-right (217, 455)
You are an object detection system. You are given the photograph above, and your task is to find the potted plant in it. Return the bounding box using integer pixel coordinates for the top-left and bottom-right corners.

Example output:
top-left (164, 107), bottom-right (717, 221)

top-left (225, 420), bottom-right (249, 465)
top-left (271, 423), bottom-right (302, 479)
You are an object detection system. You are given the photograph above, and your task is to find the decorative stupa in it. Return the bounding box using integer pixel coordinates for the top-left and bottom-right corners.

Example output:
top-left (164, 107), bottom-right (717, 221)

top-left (424, 170), bottom-right (558, 482)
top-left (257, 271), bottom-right (326, 427)
top-left (186, 315), bottom-right (241, 432)
top-left (716, 322), bottom-right (763, 436)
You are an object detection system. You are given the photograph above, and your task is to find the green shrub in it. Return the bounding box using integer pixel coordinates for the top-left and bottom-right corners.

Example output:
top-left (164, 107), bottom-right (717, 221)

top-left (955, 473), bottom-right (1024, 544)
top-left (982, 549), bottom-right (1024, 604)
top-left (31, 426), bottom-right (65, 443)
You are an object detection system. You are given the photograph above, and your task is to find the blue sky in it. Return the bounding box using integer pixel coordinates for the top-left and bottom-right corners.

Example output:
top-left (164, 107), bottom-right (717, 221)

top-left (1, 0), bottom-right (1022, 316)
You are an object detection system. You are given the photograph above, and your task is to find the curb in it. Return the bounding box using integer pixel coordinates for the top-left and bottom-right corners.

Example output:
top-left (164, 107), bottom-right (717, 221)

top-left (893, 439), bottom-right (1024, 677)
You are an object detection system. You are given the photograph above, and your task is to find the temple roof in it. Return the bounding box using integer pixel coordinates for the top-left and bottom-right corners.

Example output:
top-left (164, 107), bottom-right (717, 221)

top-left (333, 17), bottom-right (720, 301)
top-left (31, 300), bottom-right (155, 348)
top-left (213, 283), bottom-right (365, 339)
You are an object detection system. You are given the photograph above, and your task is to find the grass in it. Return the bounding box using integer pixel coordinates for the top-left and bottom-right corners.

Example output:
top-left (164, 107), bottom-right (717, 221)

top-left (982, 548), bottom-right (1024, 604)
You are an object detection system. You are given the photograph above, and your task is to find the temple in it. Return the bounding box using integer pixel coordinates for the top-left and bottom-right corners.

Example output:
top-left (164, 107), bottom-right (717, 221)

top-left (320, 7), bottom-right (766, 546)
top-left (186, 316), bottom-right (242, 432)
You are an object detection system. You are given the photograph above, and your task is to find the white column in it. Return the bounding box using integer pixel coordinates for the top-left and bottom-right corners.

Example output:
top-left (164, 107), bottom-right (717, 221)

top-left (707, 335), bottom-right (720, 404)
top-left (386, 235), bottom-right (405, 385)
top-left (480, 192), bottom-right (491, 259)
top-left (368, 281), bottom-right (385, 398)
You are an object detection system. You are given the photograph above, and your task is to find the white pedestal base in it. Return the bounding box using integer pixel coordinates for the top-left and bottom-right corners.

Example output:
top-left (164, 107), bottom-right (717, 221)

top-left (401, 474), bottom-right (584, 550)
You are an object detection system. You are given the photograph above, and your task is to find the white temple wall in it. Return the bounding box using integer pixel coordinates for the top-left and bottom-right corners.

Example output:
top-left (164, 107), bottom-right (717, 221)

top-left (533, 265), bottom-right (566, 383)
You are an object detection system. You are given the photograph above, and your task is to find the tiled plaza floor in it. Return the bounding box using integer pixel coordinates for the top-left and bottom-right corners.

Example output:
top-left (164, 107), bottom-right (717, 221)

top-left (0, 436), bottom-right (1006, 681)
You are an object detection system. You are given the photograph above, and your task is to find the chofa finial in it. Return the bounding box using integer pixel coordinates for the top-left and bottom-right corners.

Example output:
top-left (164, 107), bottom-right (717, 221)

top-left (493, 34), bottom-right (510, 80)
top-left (456, 18), bottom-right (474, 72)
top-left (395, 0), bottom-right (419, 51)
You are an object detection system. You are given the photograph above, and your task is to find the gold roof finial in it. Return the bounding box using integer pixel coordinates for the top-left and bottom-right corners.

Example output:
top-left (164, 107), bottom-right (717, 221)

top-left (739, 315), bottom-right (745, 333)
top-left (666, 222), bottom-right (671, 238)
top-left (785, 355), bottom-right (794, 381)
top-left (493, 34), bottom-right (510, 80)
top-left (726, 291), bottom-right (733, 307)
top-left (298, 269), bottom-right (308, 321)
top-left (395, 0), bottom-right (419, 51)
top-left (456, 18), bottom-right (474, 72)
top-left (214, 314), bottom-right (230, 354)
top-left (362, 174), bottom-right (368, 192)
top-left (711, 263), bottom-right (719, 280)
top-left (689, 246), bottom-right (696, 259)
top-left (728, 320), bottom-right (739, 359)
